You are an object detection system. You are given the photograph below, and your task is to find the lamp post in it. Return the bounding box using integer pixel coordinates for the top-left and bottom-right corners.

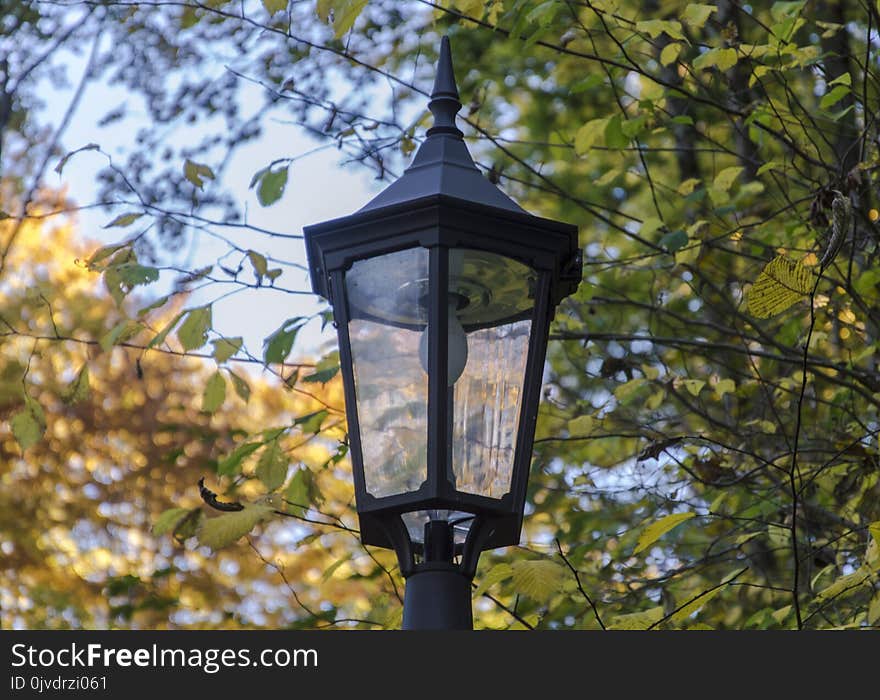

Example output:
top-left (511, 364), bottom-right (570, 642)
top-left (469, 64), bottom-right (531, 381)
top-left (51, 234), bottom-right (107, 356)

top-left (304, 36), bottom-right (581, 629)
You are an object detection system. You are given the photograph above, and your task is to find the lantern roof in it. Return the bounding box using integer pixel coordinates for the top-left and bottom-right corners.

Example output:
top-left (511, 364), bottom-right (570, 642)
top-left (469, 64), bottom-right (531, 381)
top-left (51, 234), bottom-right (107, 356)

top-left (358, 36), bottom-right (525, 215)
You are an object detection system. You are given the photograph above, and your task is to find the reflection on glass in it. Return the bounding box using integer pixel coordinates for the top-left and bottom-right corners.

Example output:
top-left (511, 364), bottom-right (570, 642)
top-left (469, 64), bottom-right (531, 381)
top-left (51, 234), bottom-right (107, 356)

top-left (346, 248), bottom-right (428, 498)
top-left (402, 509), bottom-right (475, 545)
top-left (452, 319), bottom-right (531, 499)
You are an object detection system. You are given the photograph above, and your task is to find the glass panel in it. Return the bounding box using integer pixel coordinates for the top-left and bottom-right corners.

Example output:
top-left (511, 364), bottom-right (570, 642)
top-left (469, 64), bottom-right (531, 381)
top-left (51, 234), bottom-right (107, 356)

top-left (346, 248), bottom-right (428, 498)
top-left (452, 319), bottom-right (531, 498)
top-left (401, 510), bottom-right (475, 546)
top-left (446, 248), bottom-right (536, 500)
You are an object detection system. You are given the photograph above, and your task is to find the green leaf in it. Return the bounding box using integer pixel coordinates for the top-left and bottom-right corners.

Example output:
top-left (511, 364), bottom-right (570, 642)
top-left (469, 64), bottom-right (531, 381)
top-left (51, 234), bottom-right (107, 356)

top-left (693, 47), bottom-right (738, 72)
top-left (253, 166), bottom-right (289, 206)
top-left (11, 403), bottom-right (44, 451)
top-left (261, 0), bottom-right (287, 15)
top-left (183, 159), bottom-right (215, 190)
top-left (633, 512), bottom-right (696, 554)
top-left (147, 311), bottom-right (185, 349)
top-left (474, 563), bottom-right (514, 597)
top-left (302, 351), bottom-right (340, 384)
top-left (771, 1), bottom-right (805, 21)
top-left (574, 118), bottom-right (608, 155)
top-left (202, 371), bottom-right (227, 413)
top-left (819, 84), bottom-right (850, 110)
top-left (660, 42), bottom-right (682, 66)
top-left (211, 337), bottom-right (242, 363)
top-left (217, 441), bottom-right (263, 477)
top-left (137, 294), bottom-right (173, 318)
top-left (263, 316), bottom-right (305, 364)
top-left (295, 409), bottom-right (328, 435)
top-left (609, 606), bottom-right (664, 630)
top-left (256, 439), bottom-right (289, 491)
top-left (176, 306), bottom-right (212, 351)
top-left (115, 263), bottom-right (160, 289)
top-left (284, 468), bottom-right (313, 512)
top-left (197, 504), bottom-right (274, 549)
top-left (511, 559), bottom-right (565, 604)
top-left (247, 250), bottom-right (268, 279)
top-left (682, 4), bottom-right (716, 28)
top-left (636, 19), bottom-right (684, 41)
top-left (152, 508), bottom-right (191, 536)
top-left (99, 320), bottom-right (142, 352)
top-left (604, 114), bottom-right (629, 149)
top-left (104, 212), bottom-right (144, 228)
top-left (228, 370), bottom-right (251, 403)
top-left (747, 255), bottom-right (815, 318)
top-left (87, 243), bottom-right (127, 268)
top-left (333, 0), bottom-right (368, 38)
top-left (660, 229), bottom-right (688, 253)
top-left (54, 143), bottom-right (99, 175)
top-left (61, 364), bottom-right (91, 404)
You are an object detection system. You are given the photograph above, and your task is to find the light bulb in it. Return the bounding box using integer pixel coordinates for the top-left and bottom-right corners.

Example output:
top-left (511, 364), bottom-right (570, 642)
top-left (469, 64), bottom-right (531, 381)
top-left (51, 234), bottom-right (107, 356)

top-left (419, 301), bottom-right (469, 385)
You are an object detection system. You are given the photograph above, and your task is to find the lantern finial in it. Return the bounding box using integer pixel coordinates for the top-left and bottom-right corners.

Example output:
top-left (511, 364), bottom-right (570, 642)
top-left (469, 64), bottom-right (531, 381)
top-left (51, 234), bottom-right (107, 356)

top-left (427, 36), bottom-right (463, 138)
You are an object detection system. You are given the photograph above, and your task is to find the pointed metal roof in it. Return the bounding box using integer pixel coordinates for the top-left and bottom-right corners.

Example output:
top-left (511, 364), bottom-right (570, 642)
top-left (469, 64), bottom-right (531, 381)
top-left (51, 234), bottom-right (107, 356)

top-left (359, 36), bottom-right (525, 214)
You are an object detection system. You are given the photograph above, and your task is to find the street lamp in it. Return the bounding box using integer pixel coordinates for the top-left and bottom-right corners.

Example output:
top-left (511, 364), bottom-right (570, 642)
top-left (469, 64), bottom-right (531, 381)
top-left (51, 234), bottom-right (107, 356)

top-left (304, 36), bottom-right (580, 629)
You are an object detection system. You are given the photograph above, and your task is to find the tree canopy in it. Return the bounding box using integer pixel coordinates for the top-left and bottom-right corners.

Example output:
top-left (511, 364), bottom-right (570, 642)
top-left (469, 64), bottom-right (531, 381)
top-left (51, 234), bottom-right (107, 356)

top-left (2, 0), bottom-right (880, 630)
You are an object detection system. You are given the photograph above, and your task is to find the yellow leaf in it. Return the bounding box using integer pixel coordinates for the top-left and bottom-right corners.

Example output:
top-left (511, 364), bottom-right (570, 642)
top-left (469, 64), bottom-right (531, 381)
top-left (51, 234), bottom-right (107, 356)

top-left (609, 606), bottom-right (664, 630)
top-left (646, 390), bottom-right (664, 410)
top-left (812, 567), bottom-right (873, 606)
top-left (333, 0), bottom-right (368, 38)
top-left (682, 378), bottom-right (705, 396)
top-left (677, 178), bottom-right (701, 195)
top-left (682, 3), bottom-right (716, 28)
top-left (660, 42), bottom-right (682, 66)
top-left (868, 594), bottom-right (880, 625)
top-left (693, 46), bottom-right (738, 72)
top-left (574, 118), bottom-right (609, 155)
top-left (713, 165), bottom-right (744, 192)
top-left (511, 559), bottom-right (565, 604)
top-left (634, 512), bottom-right (696, 554)
top-left (197, 504), bottom-right (274, 549)
top-left (568, 414), bottom-right (594, 436)
top-left (474, 563), bottom-right (514, 597)
top-left (669, 586), bottom-right (722, 625)
top-left (714, 378), bottom-right (736, 397)
top-left (640, 217), bottom-right (663, 237)
top-left (636, 19), bottom-right (684, 41)
top-left (183, 159), bottom-right (215, 190)
top-left (675, 240), bottom-right (701, 265)
top-left (747, 255), bottom-right (815, 318)
top-left (262, 0), bottom-right (287, 14)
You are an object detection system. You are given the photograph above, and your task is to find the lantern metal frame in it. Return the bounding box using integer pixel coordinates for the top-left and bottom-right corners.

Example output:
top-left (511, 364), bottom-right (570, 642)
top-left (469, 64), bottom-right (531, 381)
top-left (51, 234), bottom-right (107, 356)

top-left (304, 36), bottom-right (580, 628)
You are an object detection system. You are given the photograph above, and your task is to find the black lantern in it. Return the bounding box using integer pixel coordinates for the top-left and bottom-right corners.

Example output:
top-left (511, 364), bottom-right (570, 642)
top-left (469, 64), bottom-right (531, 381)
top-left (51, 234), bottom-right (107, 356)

top-left (304, 37), bottom-right (580, 629)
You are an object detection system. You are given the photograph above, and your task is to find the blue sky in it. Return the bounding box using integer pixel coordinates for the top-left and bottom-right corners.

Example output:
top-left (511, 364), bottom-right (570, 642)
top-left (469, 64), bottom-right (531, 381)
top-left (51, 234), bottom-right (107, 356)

top-left (45, 42), bottom-right (382, 363)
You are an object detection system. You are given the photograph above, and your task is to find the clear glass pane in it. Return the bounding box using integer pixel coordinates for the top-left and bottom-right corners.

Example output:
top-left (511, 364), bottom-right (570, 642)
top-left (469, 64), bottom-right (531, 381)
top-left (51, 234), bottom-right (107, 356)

top-left (446, 248), bottom-right (536, 499)
top-left (346, 248), bottom-right (428, 498)
top-left (452, 319), bottom-right (531, 498)
top-left (402, 510), bottom-right (475, 546)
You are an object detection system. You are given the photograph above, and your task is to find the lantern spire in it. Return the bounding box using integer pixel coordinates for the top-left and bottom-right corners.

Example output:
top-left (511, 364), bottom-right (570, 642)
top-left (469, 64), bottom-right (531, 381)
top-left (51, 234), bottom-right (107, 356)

top-left (355, 35), bottom-right (525, 214)
top-left (427, 36), bottom-right (463, 138)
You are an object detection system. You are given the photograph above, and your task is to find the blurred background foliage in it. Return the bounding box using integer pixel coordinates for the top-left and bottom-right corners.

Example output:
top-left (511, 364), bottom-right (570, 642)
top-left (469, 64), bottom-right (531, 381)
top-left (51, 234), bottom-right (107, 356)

top-left (1, 0), bottom-right (880, 629)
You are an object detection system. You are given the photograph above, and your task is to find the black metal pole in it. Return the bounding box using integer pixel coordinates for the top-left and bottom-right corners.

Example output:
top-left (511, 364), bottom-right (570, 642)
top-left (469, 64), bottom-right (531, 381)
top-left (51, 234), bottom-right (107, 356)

top-left (401, 520), bottom-right (473, 630)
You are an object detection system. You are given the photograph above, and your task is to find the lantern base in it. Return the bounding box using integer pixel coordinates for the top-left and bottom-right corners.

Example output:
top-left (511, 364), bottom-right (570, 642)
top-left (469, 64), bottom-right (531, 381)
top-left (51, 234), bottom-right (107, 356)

top-left (402, 563), bottom-right (473, 630)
